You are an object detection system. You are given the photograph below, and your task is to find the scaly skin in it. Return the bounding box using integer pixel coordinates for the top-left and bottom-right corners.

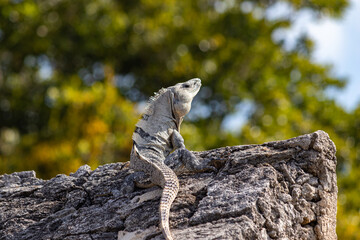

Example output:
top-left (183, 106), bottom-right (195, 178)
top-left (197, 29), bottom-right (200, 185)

top-left (159, 164), bottom-right (179, 240)
top-left (127, 79), bottom-right (214, 239)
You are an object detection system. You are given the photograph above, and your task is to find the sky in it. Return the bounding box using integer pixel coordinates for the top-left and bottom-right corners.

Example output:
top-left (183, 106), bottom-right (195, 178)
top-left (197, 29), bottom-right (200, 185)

top-left (284, 0), bottom-right (360, 111)
top-left (222, 0), bottom-right (360, 131)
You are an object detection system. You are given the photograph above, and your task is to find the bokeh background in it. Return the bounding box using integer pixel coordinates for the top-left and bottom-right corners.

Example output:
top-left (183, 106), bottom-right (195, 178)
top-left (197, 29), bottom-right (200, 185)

top-left (0, 0), bottom-right (359, 238)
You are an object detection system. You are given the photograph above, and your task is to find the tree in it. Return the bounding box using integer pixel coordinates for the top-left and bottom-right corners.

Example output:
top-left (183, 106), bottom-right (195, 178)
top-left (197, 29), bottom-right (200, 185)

top-left (0, 0), bottom-right (358, 238)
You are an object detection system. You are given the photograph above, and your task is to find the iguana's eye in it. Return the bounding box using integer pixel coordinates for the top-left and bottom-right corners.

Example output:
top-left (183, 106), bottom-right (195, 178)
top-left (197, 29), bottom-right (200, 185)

top-left (183, 84), bottom-right (190, 88)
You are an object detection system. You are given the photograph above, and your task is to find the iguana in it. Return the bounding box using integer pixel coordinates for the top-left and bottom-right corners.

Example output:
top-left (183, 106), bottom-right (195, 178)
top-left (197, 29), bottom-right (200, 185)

top-left (123, 78), bottom-right (215, 240)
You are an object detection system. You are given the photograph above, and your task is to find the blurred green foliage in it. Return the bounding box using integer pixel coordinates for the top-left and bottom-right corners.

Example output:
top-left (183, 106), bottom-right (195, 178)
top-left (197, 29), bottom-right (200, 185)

top-left (0, 0), bottom-right (358, 238)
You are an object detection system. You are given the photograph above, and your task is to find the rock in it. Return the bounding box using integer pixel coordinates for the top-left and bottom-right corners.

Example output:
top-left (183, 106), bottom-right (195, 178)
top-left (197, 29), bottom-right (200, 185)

top-left (0, 130), bottom-right (337, 240)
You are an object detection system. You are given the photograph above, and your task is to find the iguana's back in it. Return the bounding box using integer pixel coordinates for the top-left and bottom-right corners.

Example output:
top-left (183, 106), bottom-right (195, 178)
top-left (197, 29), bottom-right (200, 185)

top-left (129, 79), bottom-right (205, 240)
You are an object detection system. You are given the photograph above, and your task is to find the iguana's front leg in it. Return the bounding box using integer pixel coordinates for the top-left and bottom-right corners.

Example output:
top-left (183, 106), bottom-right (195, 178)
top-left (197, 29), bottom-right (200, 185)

top-left (165, 130), bottom-right (216, 172)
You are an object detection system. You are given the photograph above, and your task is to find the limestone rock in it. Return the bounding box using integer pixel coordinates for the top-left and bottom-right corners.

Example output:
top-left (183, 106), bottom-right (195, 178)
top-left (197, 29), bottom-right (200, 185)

top-left (0, 130), bottom-right (337, 240)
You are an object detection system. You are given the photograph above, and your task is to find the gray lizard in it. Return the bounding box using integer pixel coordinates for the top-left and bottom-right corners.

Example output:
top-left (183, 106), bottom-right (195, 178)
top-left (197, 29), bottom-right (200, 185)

top-left (123, 78), bottom-right (215, 240)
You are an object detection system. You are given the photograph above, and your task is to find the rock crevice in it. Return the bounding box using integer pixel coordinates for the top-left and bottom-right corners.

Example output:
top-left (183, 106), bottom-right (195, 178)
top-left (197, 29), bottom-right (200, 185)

top-left (0, 130), bottom-right (337, 240)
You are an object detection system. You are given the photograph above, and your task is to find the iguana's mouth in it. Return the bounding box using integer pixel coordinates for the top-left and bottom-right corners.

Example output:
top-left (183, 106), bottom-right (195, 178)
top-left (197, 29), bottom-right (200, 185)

top-left (191, 78), bottom-right (201, 92)
top-left (191, 85), bottom-right (201, 93)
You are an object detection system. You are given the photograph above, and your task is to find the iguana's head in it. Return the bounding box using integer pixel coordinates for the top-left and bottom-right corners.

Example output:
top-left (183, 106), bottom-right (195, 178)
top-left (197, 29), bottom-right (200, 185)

top-left (170, 78), bottom-right (201, 119)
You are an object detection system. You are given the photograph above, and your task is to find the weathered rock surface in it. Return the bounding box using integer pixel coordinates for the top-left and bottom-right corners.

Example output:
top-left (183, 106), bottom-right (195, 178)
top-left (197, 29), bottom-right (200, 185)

top-left (0, 130), bottom-right (337, 240)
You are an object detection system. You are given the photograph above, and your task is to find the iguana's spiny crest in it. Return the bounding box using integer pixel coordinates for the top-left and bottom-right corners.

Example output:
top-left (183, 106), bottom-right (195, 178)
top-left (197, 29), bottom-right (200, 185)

top-left (127, 78), bottom-right (214, 240)
top-left (142, 78), bottom-right (201, 123)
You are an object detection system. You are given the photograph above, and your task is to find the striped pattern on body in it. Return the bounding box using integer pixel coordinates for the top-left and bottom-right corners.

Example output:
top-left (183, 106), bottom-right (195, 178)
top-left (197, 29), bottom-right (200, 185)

top-left (131, 146), bottom-right (179, 240)
top-left (159, 164), bottom-right (179, 240)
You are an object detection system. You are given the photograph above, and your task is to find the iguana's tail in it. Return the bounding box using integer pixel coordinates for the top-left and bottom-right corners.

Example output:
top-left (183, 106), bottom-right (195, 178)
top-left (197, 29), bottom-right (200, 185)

top-left (131, 145), bottom-right (179, 239)
top-left (159, 164), bottom-right (179, 240)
